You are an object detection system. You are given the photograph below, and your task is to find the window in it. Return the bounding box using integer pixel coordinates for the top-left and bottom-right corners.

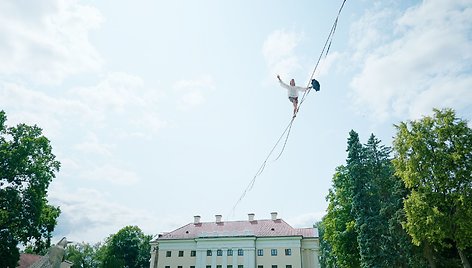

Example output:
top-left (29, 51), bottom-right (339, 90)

top-left (271, 249), bottom-right (277, 256)
top-left (285, 249), bottom-right (291, 256)
top-left (191, 250), bottom-right (196, 257)
top-left (178, 266), bottom-right (183, 268)
top-left (179, 251), bottom-right (184, 257)
top-left (227, 249), bottom-right (233, 256)
top-left (238, 265), bottom-right (244, 268)
top-left (217, 249), bottom-right (223, 256)
top-left (217, 265), bottom-right (222, 268)
top-left (191, 266), bottom-right (195, 268)
top-left (238, 249), bottom-right (244, 256)
top-left (286, 265), bottom-right (292, 268)
top-left (272, 265), bottom-right (278, 268)
top-left (206, 266), bottom-right (211, 268)
top-left (165, 266), bottom-right (170, 268)
top-left (207, 250), bottom-right (212, 256)
top-left (258, 266), bottom-right (263, 268)
top-left (166, 251), bottom-right (172, 257)
top-left (257, 249), bottom-right (264, 256)
top-left (227, 265), bottom-right (233, 268)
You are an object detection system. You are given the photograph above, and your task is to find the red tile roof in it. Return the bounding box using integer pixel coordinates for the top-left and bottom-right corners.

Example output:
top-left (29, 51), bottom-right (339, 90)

top-left (158, 219), bottom-right (318, 240)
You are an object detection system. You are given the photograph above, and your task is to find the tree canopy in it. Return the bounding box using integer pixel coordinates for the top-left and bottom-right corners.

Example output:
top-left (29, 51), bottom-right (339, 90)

top-left (0, 110), bottom-right (61, 267)
top-left (393, 108), bottom-right (472, 267)
top-left (321, 130), bottom-right (426, 268)
top-left (100, 225), bottom-right (152, 268)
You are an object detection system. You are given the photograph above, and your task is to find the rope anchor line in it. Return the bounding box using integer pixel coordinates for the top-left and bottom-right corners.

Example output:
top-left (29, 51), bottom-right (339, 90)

top-left (228, 0), bottom-right (348, 217)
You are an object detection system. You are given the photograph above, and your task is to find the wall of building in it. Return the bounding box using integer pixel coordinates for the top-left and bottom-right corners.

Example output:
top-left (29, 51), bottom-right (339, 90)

top-left (255, 237), bottom-right (302, 268)
top-left (151, 236), bottom-right (319, 268)
top-left (301, 239), bottom-right (320, 268)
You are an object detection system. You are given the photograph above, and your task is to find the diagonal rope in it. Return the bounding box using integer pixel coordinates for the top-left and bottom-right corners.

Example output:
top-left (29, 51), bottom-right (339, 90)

top-left (275, 0), bottom-right (347, 161)
top-left (228, 116), bottom-right (295, 217)
top-left (229, 0), bottom-right (348, 217)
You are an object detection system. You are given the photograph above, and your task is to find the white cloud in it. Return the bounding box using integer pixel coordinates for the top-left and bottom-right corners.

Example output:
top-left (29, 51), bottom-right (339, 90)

top-left (288, 211), bottom-right (326, 228)
top-left (80, 164), bottom-right (140, 185)
top-left (0, 72), bottom-right (167, 138)
top-left (0, 81), bottom-right (91, 138)
top-left (173, 75), bottom-right (215, 110)
top-left (49, 183), bottom-right (162, 243)
top-left (0, 0), bottom-right (103, 85)
top-left (73, 132), bottom-right (114, 157)
top-left (262, 29), bottom-right (304, 78)
top-left (71, 72), bottom-right (145, 113)
top-left (68, 72), bottom-right (167, 134)
top-left (349, 0), bottom-right (472, 121)
top-left (316, 52), bottom-right (342, 79)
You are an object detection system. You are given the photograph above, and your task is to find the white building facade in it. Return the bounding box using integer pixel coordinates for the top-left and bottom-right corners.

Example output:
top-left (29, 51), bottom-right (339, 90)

top-left (150, 213), bottom-right (320, 268)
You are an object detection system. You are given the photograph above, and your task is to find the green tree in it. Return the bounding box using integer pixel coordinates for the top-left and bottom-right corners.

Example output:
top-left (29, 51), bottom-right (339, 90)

top-left (347, 131), bottom-right (386, 268)
top-left (65, 242), bottom-right (103, 268)
top-left (316, 221), bottom-right (332, 268)
top-left (0, 110), bottom-right (61, 267)
top-left (380, 174), bottom-right (427, 268)
top-left (100, 226), bottom-right (152, 268)
top-left (347, 131), bottom-right (426, 267)
top-left (364, 134), bottom-right (427, 267)
top-left (321, 166), bottom-right (360, 268)
top-left (393, 108), bottom-right (472, 268)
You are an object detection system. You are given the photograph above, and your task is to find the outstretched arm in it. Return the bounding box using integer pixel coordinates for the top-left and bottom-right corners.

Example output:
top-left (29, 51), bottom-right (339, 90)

top-left (277, 75), bottom-right (290, 90)
top-left (294, 85), bottom-right (311, 92)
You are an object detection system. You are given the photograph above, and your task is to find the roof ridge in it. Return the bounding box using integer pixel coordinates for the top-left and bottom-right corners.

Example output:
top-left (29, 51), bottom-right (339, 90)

top-left (166, 222), bottom-right (194, 234)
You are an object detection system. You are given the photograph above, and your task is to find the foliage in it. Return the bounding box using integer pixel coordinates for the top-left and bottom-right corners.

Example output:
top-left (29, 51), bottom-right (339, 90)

top-left (321, 130), bottom-right (426, 268)
top-left (100, 226), bottom-right (152, 268)
top-left (321, 166), bottom-right (360, 268)
top-left (0, 110), bottom-right (61, 267)
top-left (393, 108), bottom-right (472, 267)
top-left (347, 131), bottom-right (387, 267)
top-left (65, 242), bottom-right (103, 268)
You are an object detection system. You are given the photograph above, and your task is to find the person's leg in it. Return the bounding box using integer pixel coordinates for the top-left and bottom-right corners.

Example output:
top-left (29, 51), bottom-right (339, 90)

top-left (293, 99), bottom-right (298, 115)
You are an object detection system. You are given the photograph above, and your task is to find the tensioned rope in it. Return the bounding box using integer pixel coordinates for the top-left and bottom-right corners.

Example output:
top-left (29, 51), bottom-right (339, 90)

top-left (274, 0), bottom-right (347, 161)
top-left (228, 0), bottom-right (347, 217)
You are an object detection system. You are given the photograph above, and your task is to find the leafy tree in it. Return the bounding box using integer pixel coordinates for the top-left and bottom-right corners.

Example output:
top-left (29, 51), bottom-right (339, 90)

top-left (316, 221), bottom-right (332, 268)
top-left (65, 242), bottom-right (103, 268)
top-left (0, 110), bottom-right (61, 267)
top-left (393, 108), bottom-right (472, 268)
top-left (100, 226), bottom-right (152, 268)
top-left (321, 166), bottom-right (360, 268)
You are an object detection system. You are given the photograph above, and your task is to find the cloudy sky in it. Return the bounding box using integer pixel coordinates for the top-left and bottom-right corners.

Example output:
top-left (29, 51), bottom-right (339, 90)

top-left (1, 0), bottom-right (471, 243)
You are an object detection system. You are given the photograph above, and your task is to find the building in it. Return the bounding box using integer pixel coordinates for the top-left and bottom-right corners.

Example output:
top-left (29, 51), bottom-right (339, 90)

top-left (150, 212), bottom-right (320, 268)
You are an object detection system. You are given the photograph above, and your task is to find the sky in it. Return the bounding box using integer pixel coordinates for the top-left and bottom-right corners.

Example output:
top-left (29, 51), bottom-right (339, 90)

top-left (1, 0), bottom-right (471, 244)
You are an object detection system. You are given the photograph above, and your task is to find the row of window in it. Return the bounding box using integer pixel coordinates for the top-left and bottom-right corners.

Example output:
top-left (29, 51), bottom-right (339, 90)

top-left (167, 251), bottom-right (197, 257)
top-left (207, 249), bottom-right (244, 256)
top-left (166, 249), bottom-right (292, 258)
top-left (258, 249), bottom-right (291, 256)
top-left (165, 265), bottom-right (292, 268)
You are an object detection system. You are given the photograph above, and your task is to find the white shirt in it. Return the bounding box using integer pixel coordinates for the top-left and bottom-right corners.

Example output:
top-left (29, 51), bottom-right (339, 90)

top-left (278, 80), bottom-right (308, 98)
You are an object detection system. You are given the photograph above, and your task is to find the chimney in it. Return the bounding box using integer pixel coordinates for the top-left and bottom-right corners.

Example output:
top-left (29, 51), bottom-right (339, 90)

top-left (248, 213), bottom-right (255, 221)
top-left (271, 212), bottom-right (278, 220)
top-left (215, 214), bottom-right (222, 223)
top-left (194, 215), bottom-right (201, 224)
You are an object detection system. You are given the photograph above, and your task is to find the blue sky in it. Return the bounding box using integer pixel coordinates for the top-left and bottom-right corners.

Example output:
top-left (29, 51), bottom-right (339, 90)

top-left (1, 0), bottom-right (471, 243)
